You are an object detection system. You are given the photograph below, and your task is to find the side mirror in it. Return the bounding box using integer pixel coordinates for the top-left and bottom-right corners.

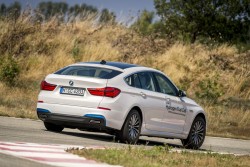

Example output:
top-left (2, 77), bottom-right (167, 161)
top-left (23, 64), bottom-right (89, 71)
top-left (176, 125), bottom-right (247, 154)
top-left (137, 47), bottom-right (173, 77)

top-left (179, 90), bottom-right (186, 97)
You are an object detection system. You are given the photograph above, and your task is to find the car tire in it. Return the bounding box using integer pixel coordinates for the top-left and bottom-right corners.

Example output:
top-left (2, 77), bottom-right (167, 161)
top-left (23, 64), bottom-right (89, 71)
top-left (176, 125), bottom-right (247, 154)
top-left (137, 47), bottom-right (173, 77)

top-left (181, 116), bottom-right (206, 149)
top-left (118, 109), bottom-right (142, 144)
top-left (44, 122), bottom-right (64, 132)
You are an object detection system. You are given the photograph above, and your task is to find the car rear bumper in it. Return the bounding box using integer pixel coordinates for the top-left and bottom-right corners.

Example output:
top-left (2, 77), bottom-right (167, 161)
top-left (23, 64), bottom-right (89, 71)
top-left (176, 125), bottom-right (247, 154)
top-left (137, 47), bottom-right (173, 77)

top-left (37, 111), bottom-right (106, 130)
top-left (37, 102), bottom-right (124, 130)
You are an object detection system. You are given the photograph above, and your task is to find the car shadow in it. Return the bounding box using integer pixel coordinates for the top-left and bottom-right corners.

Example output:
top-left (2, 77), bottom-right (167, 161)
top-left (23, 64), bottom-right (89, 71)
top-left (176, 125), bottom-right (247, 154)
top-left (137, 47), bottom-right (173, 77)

top-left (59, 130), bottom-right (183, 148)
top-left (60, 130), bottom-right (115, 143)
top-left (45, 129), bottom-right (208, 152)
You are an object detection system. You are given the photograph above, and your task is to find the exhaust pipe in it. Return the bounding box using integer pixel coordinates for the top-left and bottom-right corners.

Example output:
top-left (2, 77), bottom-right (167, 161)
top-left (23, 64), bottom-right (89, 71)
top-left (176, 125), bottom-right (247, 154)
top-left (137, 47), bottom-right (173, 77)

top-left (89, 120), bottom-right (101, 124)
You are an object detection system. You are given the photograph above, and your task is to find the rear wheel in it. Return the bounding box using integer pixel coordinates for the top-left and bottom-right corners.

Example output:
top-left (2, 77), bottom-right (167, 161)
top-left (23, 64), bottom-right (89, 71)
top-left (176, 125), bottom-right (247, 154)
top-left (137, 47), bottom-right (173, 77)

top-left (181, 116), bottom-right (206, 149)
top-left (44, 122), bottom-right (64, 132)
top-left (118, 110), bottom-right (142, 144)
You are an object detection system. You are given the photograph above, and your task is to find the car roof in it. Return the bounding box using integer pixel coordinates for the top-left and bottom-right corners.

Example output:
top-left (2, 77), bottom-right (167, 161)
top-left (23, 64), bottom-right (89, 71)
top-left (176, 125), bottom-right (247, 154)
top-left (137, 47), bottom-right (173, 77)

top-left (74, 61), bottom-right (163, 74)
top-left (78, 61), bottom-right (140, 70)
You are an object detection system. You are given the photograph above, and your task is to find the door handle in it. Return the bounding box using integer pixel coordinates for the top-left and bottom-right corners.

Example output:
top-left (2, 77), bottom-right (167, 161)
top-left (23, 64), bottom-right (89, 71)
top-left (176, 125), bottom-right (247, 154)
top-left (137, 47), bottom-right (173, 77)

top-left (140, 92), bottom-right (146, 98)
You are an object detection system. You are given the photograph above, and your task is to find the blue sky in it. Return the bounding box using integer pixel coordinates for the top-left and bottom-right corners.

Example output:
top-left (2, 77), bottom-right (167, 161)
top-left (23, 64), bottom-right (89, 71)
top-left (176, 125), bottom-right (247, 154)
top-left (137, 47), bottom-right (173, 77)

top-left (1, 0), bottom-right (156, 21)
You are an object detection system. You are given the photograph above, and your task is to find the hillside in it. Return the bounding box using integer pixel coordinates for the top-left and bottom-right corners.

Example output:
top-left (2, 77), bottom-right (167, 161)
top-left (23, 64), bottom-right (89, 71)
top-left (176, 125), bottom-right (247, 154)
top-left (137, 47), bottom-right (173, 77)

top-left (0, 16), bottom-right (249, 139)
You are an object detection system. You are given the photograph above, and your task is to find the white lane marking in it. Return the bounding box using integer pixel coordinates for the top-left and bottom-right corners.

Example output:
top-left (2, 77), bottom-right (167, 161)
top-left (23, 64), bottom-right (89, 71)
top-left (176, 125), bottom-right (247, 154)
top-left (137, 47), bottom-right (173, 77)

top-left (2, 152), bottom-right (86, 159)
top-left (46, 162), bottom-right (113, 167)
top-left (0, 142), bottom-right (121, 167)
top-left (0, 145), bottom-right (65, 151)
top-left (0, 141), bottom-right (75, 148)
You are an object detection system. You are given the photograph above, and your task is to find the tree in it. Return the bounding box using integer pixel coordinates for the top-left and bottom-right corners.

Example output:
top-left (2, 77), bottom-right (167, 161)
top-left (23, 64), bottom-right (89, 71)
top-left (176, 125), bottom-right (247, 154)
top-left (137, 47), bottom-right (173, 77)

top-left (0, 4), bottom-right (7, 17)
top-left (1, 1), bottom-right (21, 20)
top-left (132, 10), bottom-right (155, 35)
top-left (68, 3), bottom-right (98, 20)
top-left (154, 0), bottom-right (250, 43)
top-left (99, 9), bottom-right (116, 24)
top-left (131, 10), bottom-right (171, 38)
top-left (37, 1), bottom-right (68, 21)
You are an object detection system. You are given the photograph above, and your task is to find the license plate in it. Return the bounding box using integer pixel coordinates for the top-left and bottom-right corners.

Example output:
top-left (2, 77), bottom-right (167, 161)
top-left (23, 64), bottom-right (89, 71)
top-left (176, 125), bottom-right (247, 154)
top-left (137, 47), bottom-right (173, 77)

top-left (60, 87), bottom-right (85, 96)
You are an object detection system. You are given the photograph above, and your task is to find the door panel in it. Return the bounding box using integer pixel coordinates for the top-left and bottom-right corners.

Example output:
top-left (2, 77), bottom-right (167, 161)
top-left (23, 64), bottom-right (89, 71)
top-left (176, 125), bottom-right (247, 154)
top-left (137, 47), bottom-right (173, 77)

top-left (125, 72), bottom-right (166, 131)
top-left (143, 91), bottom-right (166, 131)
top-left (153, 72), bottom-right (187, 133)
top-left (162, 95), bottom-right (187, 133)
top-left (137, 72), bottom-right (165, 131)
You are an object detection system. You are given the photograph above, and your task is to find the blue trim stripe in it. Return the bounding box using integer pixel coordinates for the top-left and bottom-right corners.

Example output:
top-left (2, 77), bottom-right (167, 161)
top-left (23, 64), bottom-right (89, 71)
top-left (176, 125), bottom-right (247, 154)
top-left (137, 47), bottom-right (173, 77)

top-left (60, 87), bottom-right (63, 94)
top-left (84, 114), bottom-right (105, 119)
top-left (84, 114), bottom-right (106, 126)
top-left (37, 108), bottom-right (51, 113)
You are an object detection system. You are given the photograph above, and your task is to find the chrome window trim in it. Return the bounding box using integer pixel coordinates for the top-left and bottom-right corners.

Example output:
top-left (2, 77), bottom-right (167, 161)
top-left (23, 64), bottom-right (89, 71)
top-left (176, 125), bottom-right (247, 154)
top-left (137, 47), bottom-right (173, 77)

top-left (123, 70), bottom-right (180, 97)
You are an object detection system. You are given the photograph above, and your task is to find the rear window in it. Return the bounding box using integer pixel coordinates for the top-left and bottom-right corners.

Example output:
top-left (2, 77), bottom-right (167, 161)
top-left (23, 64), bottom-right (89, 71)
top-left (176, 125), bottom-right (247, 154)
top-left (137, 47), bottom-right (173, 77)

top-left (54, 66), bottom-right (122, 79)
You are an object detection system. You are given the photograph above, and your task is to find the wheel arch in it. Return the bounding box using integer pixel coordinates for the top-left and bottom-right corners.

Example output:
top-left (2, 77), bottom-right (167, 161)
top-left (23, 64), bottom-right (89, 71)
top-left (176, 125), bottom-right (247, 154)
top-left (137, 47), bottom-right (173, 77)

top-left (192, 112), bottom-right (207, 130)
top-left (122, 106), bottom-right (143, 128)
top-left (196, 112), bottom-right (207, 132)
top-left (195, 112), bottom-right (206, 123)
top-left (130, 106), bottom-right (143, 123)
top-left (190, 111), bottom-right (207, 133)
top-left (184, 111), bottom-right (207, 139)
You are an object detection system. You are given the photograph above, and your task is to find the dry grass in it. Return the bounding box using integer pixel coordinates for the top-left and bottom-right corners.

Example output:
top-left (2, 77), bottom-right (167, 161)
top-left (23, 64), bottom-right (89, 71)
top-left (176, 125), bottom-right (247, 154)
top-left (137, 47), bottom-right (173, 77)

top-left (0, 82), bottom-right (37, 119)
top-left (205, 105), bottom-right (250, 139)
top-left (68, 147), bottom-right (250, 167)
top-left (0, 15), bottom-right (249, 139)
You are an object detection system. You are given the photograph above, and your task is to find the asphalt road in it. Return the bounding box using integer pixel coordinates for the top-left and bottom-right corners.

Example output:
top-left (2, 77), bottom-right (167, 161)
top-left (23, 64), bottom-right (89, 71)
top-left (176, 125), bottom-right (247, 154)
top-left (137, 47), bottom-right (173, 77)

top-left (0, 116), bottom-right (250, 166)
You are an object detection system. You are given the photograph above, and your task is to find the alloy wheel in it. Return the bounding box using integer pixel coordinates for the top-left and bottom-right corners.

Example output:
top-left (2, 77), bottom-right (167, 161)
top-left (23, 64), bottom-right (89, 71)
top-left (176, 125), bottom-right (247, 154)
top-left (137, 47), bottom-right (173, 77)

top-left (128, 114), bottom-right (140, 140)
top-left (191, 120), bottom-right (205, 146)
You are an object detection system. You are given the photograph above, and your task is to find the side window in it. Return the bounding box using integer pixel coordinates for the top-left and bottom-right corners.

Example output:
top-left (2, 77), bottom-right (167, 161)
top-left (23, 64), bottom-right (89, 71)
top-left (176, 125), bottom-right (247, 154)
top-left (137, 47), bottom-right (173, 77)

top-left (154, 73), bottom-right (177, 96)
top-left (138, 72), bottom-right (156, 91)
top-left (125, 73), bottom-right (141, 88)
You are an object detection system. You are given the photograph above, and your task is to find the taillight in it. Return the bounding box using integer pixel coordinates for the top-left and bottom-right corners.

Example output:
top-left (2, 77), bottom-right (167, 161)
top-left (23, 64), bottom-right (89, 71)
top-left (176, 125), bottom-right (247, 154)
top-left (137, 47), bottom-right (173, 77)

top-left (88, 87), bottom-right (121, 98)
top-left (40, 80), bottom-right (57, 91)
top-left (88, 88), bottom-right (105, 96)
top-left (104, 87), bottom-right (121, 98)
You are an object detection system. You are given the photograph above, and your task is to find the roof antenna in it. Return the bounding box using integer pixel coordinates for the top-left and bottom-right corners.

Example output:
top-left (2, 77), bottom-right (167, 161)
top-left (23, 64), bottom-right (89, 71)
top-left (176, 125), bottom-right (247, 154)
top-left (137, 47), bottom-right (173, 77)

top-left (100, 60), bottom-right (106, 64)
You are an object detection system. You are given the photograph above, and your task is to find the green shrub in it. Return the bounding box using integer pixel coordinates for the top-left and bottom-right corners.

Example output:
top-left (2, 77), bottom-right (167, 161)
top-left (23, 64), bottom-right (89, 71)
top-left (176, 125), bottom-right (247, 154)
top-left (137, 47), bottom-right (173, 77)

top-left (0, 57), bottom-right (20, 85)
top-left (195, 75), bottom-right (224, 102)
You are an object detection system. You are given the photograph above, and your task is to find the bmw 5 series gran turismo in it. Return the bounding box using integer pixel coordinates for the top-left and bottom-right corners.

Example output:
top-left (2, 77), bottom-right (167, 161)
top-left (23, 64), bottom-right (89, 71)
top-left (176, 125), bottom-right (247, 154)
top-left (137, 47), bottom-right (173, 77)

top-left (37, 61), bottom-right (206, 149)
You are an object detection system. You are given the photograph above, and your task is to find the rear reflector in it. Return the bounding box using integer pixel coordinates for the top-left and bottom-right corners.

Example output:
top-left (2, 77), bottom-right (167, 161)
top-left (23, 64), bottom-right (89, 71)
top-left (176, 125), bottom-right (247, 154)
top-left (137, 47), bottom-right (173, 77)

top-left (98, 107), bottom-right (111, 111)
top-left (88, 87), bottom-right (121, 98)
top-left (41, 80), bottom-right (57, 91)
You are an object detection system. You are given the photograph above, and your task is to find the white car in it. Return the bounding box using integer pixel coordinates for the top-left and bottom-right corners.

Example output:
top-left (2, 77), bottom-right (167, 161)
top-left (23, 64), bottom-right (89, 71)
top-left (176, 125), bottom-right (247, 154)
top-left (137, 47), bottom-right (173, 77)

top-left (37, 61), bottom-right (206, 149)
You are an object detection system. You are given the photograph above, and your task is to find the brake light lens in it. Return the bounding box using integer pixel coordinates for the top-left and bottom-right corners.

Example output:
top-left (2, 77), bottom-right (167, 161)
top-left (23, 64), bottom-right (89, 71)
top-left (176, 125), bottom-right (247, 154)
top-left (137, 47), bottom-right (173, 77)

top-left (88, 88), bottom-right (105, 96)
top-left (104, 87), bottom-right (121, 97)
top-left (40, 80), bottom-right (57, 91)
top-left (88, 87), bottom-right (121, 98)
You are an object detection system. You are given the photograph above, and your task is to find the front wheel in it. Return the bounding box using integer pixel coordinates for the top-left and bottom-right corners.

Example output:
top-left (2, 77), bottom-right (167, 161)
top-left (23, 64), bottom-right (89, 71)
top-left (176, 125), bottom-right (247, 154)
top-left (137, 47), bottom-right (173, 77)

top-left (181, 116), bottom-right (206, 149)
top-left (118, 110), bottom-right (142, 144)
top-left (44, 122), bottom-right (64, 132)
